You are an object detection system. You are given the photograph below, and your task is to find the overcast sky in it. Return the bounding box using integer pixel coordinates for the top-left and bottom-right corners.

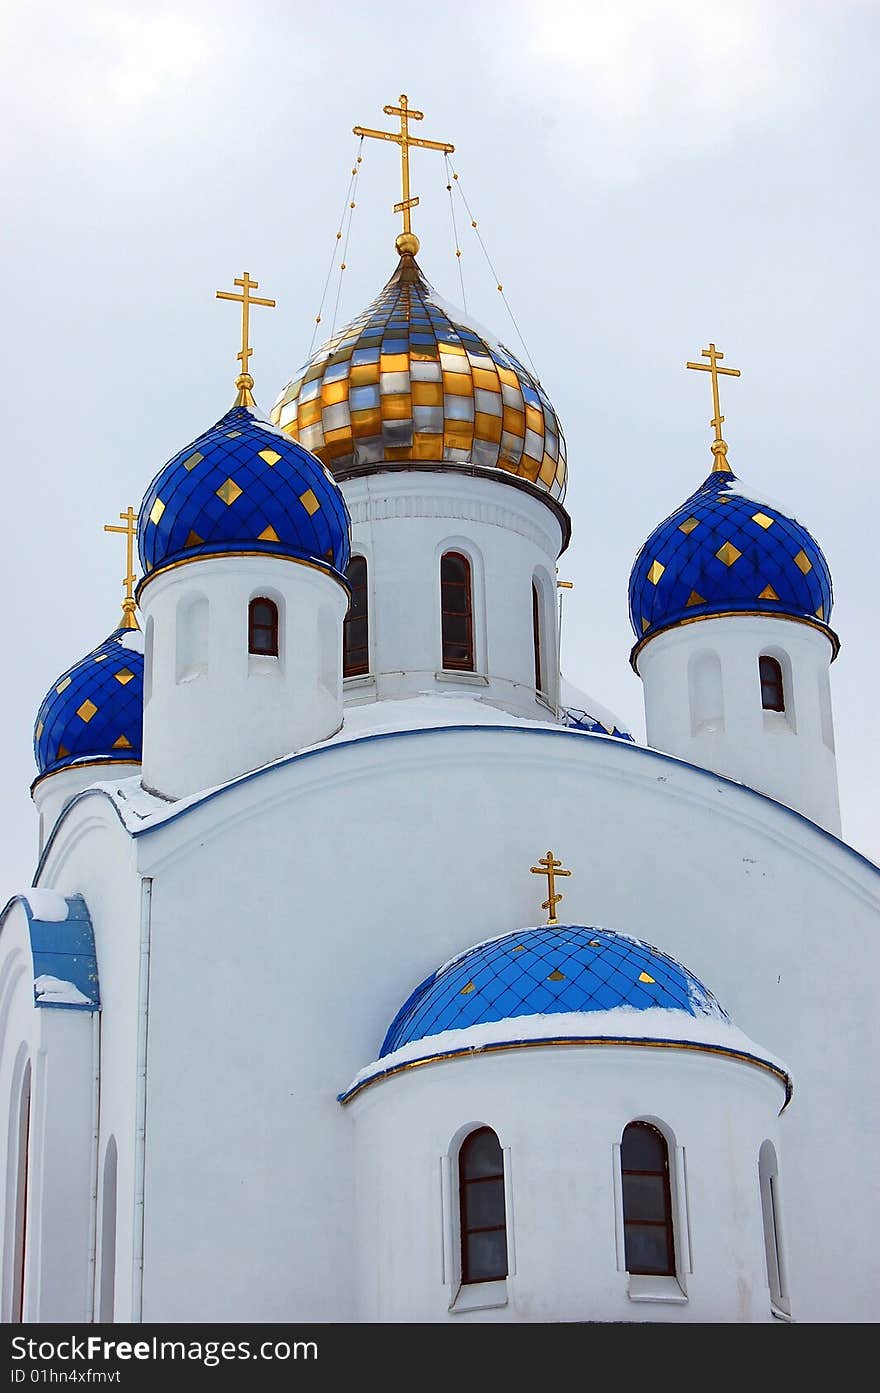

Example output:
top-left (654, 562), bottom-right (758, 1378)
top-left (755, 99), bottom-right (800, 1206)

top-left (1, 0), bottom-right (877, 893)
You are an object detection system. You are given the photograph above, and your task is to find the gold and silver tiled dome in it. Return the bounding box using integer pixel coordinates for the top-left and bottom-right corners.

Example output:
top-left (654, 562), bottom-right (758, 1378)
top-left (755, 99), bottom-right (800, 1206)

top-left (271, 254), bottom-right (567, 501)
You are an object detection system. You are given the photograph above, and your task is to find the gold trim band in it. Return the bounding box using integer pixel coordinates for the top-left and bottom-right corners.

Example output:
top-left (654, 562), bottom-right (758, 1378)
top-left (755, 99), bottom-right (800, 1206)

top-left (340, 1034), bottom-right (793, 1108)
top-left (30, 756), bottom-right (141, 796)
top-left (630, 609), bottom-right (840, 672)
top-left (136, 549), bottom-right (350, 601)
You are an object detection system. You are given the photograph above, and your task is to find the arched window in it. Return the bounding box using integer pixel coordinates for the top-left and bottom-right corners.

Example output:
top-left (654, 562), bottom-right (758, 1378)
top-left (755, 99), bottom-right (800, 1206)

top-left (760, 655), bottom-right (785, 712)
top-left (441, 552), bottom-right (474, 672)
top-left (532, 582), bottom-right (543, 693)
top-left (759, 1141), bottom-right (790, 1316)
top-left (620, 1121), bottom-right (675, 1276)
top-left (458, 1127), bottom-right (508, 1284)
top-left (248, 597), bottom-right (279, 657)
top-left (11, 1060), bottom-right (31, 1322)
top-left (343, 556), bottom-right (369, 677)
top-left (98, 1137), bottom-right (118, 1323)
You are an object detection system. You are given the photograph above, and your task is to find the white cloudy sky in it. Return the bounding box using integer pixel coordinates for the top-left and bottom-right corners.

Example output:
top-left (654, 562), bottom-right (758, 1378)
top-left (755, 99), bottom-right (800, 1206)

top-left (1, 0), bottom-right (878, 892)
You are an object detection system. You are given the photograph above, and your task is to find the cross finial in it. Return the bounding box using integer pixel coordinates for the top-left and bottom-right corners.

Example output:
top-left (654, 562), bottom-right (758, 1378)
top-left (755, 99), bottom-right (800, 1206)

top-left (530, 850), bottom-right (572, 927)
top-left (103, 506), bottom-right (139, 630)
top-left (686, 342), bottom-right (741, 473)
top-left (215, 272), bottom-right (276, 407)
top-left (353, 94), bottom-right (454, 258)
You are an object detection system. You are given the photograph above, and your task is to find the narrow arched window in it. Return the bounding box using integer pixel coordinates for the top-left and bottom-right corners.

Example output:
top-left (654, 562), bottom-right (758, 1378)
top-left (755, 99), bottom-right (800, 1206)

top-left (459, 1127), bottom-right (508, 1284)
top-left (248, 597), bottom-right (279, 656)
top-left (98, 1137), bottom-right (118, 1323)
top-left (441, 551), bottom-right (474, 671)
top-left (532, 582), bottom-right (543, 693)
top-left (343, 556), bottom-right (369, 677)
top-left (620, 1121), bottom-right (675, 1276)
top-left (759, 1140), bottom-right (790, 1316)
top-left (760, 655), bottom-right (785, 711)
top-left (12, 1061), bottom-right (31, 1322)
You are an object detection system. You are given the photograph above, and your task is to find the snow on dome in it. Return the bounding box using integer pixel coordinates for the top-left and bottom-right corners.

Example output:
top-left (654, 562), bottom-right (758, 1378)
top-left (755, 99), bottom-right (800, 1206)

top-left (559, 676), bottom-right (634, 741)
top-left (34, 626), bottom-right (144, 778)
top-left (138, 402), bottom-right (351, 581)
top-left (381, 924), bottom-right (727, 1055)
top-left (628, 467), bottom-right (834, 651)
top-left (271, 254), bottom-right (568, 502)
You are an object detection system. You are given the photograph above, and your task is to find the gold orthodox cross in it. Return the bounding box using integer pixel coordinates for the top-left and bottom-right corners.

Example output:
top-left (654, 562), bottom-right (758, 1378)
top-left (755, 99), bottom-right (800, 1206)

top-left (103, 506), bottom-right (139, 630)
top-left (686, 342), bottom-right (741, 472)
top-left (530, 850), bottom-right (572, 926)
top-left (216, 272), bottom-right (276, 407)
top-left (354, 94), bottom-right (454, 257)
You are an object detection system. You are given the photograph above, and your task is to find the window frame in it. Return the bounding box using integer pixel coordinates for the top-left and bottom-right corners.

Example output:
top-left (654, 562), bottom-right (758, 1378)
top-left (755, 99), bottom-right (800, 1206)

top-left (343, 555), bottom-right (369, 678)
top-left (248, 596), bottom-right (279, 658)
top-left (458, 1126), bottom-right (508, 1286)
top-left (759, 654), bottom-right (785, 712)
top-left (440, 551), bottom-right (475, 673)
top-left (620, 1121), bottom-right (676, 1278)
top-left (532, 581), bottom-right (543, 694)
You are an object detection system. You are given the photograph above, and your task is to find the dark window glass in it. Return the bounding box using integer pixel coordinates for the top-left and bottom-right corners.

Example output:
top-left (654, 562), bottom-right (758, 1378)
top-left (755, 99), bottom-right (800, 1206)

top-left (532, 582), bottom-right (543, 692)
top-left (621, 1122), bottom-right (675, 1276)
top-left (441, 552), bottom-right (475, 671)
top-left (459, 1127), bottom-right (508, 1284)
top-left (343, 556), bottom-right (369, 677)
top-left (760, 655), bottom-right (785, 711)
top-left (248, 598), bottom-right (278, 656)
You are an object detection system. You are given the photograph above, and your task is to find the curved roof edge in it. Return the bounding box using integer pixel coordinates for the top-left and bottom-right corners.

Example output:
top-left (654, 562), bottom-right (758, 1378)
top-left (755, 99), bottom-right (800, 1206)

top-left (0, 891), bottom-right (99, 1011)
top-left (338, 1028), bottom-right (793, 1112)
top-left (36, 721), bottom-right (880, 888)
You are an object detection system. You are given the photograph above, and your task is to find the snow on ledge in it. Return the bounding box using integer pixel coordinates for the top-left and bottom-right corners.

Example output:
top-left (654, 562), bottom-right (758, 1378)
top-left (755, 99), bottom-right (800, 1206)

top-left (22, 889), bottom-right (70, 921)
top-left (34, 974), bottom-right (91, 1006)
top-left (341, 1005), bottom-right (791, 1101)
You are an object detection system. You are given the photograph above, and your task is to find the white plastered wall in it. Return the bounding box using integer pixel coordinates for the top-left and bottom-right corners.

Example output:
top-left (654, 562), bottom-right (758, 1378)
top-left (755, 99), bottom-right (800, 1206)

top-left (341, 471), bottom-right (565, 719)
top-left (636, 614), bottom-right (840, 833)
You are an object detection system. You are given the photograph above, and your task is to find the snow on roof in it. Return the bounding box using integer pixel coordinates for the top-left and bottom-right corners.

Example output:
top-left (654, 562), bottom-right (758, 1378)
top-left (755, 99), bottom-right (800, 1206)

top-left (559, 676), bottom-right (632, 737)
top-left (21, 888), bottom-right (70, 921)
top-left (34, 974), bottom-right (91, 1006)
top-left (340, 1005), bottom-right (792, 1105)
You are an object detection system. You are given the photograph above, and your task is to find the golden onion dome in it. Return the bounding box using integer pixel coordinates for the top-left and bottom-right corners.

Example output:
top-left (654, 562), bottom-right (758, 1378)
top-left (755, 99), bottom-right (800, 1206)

top-left (271, 254), bottom-right (567, 502)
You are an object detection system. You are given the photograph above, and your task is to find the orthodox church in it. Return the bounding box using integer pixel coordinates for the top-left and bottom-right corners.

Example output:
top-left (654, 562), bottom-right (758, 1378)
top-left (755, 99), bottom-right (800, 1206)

top-left (1, 98), bottom-right (878, 1326)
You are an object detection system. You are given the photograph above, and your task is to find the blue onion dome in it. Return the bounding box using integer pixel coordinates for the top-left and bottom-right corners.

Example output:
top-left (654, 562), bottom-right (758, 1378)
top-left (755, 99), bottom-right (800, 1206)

top-left (380, 925), bottom-right (728, 1057)
top-left (34, 627), bottom-right (144, 779)
top-left (138, 403), bottom-right (351, 581)
top-left (628, 466), bottom-right (835, 657)
top-left (270, 253), bottom-right (568, 503)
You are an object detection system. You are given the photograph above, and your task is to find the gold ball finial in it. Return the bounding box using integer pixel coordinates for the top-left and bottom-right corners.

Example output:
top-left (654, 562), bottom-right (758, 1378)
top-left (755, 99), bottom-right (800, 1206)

top-left (395, 231), bottom-right (420, 257)
top-left (235, 372), bottom-right (254, 392)
top-left (120, 597), bottom-right (139, 631)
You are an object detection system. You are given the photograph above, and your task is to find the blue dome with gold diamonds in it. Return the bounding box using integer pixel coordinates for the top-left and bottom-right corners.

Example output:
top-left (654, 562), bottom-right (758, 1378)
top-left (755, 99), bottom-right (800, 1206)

top-left (34, 627), bottom-right (143, 779)
top-left (628, 467), bottom-right (834, 651)
top-left (138, 404), bottom-right (351, 580)
top-left (379, 925), bottom-right (728, 1057)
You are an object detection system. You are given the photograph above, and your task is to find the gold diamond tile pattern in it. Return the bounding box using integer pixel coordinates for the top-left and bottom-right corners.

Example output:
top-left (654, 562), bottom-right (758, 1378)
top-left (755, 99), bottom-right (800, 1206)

top-left (679, 516), bottom-right (700, 535)
top-left (647, 559), bottom-right (665, 585)
top-left (114, 669), bottom-right (135, 686)
top-left (270, 256), bottom-right (567, 501)
top-left (716, 541), bottom-right (742, 567)
top-left (216, 477), bottom-right (243, 506)
top-left (793, 549), bottom-right (812, 574)
top-left (258, 448), bottom-right (282, 466)
top-left (76, 698), bottom-right (98, 723)
top-left (299, 488), bottom-right (320, 516)
top-left (752, 511), bottom-right (774, 529)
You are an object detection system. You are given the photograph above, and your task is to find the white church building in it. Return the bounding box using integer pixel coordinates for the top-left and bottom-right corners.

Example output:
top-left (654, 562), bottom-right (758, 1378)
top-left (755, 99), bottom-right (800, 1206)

top-left (2, 104), bottom-right (878, 1326)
